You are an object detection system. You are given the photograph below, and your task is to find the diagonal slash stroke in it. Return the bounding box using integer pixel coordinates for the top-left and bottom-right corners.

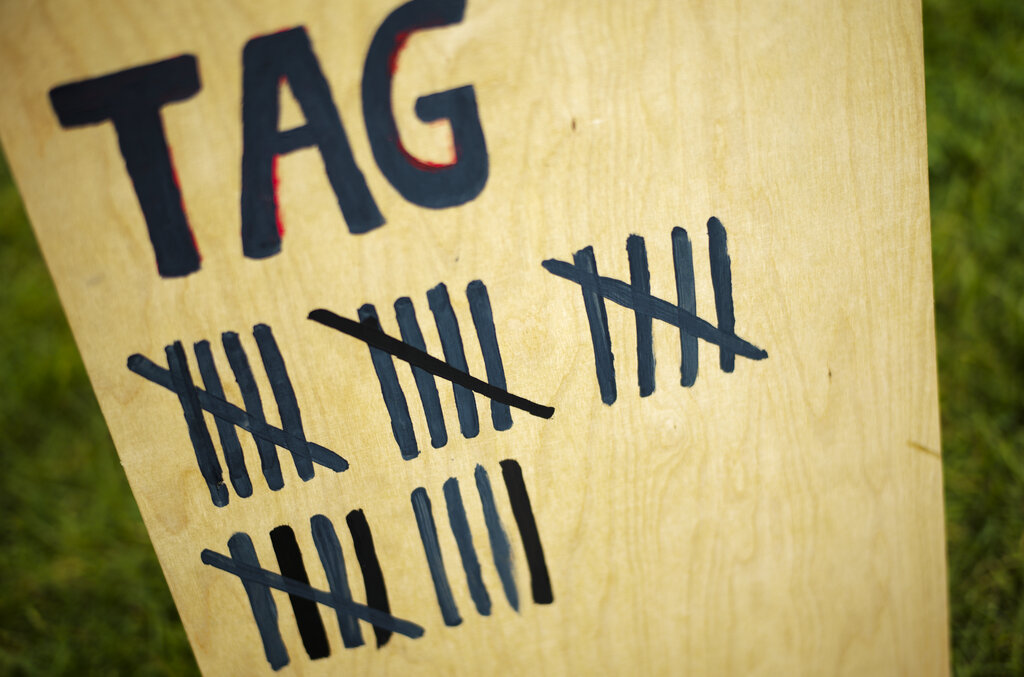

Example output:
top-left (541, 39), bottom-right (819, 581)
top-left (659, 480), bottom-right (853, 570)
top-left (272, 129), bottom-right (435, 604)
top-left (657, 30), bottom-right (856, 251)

top-left (541, 259), bottom-right (769, 360)
top-left (200, 549), bottom-right (424, 638)
top-left (127, 355), bottom-right (349, 471)
top-left (308, 309), bottom-right (555, 420)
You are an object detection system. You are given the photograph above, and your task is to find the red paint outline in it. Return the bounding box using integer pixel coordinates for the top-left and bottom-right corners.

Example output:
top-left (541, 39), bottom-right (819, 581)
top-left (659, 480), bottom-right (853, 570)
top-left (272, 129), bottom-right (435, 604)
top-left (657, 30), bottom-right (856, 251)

top-left (387, 22), bottom-right (458, 171)
top-left (166, 145), bottom-right (202, 262)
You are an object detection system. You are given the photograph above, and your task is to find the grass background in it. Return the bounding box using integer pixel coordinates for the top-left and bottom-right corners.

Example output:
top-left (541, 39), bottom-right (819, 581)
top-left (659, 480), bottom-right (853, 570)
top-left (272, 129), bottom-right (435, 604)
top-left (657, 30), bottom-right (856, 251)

top-left (927, 0), bottom-right (1024, 673)
top-left (0, 1), bottom-right (1021, 674)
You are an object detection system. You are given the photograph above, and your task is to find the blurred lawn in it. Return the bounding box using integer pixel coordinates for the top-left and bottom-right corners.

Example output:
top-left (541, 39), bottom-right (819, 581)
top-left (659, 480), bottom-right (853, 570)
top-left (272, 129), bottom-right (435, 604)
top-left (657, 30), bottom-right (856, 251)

top-left (0, 1), bottom-right (1022, 674)
top-left (927, 0), bottom-right (1024, 674)
top-left (0, 128), bottom-right (198, 674)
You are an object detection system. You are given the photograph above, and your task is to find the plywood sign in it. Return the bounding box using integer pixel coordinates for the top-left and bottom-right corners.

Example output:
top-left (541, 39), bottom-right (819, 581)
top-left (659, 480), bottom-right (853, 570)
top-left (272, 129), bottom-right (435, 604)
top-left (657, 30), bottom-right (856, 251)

top-left (0, 0), bottom-right (948, 674)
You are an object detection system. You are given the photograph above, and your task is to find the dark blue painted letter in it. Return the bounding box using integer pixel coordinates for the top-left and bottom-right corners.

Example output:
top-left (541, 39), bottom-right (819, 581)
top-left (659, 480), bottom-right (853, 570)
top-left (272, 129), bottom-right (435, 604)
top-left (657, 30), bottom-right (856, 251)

top-left (362, 0), bottom-right (488, 209)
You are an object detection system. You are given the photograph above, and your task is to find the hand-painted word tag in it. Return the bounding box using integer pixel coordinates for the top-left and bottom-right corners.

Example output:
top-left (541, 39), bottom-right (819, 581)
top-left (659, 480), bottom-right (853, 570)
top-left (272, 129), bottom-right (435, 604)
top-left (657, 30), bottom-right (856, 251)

top-left (48, 0), bottom-right (488, 278)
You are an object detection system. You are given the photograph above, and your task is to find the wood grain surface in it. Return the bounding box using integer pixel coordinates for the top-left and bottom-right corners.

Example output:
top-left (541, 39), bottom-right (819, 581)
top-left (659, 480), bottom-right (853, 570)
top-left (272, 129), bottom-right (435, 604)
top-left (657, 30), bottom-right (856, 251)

top-left (0, 0), bottom-right (947, 674)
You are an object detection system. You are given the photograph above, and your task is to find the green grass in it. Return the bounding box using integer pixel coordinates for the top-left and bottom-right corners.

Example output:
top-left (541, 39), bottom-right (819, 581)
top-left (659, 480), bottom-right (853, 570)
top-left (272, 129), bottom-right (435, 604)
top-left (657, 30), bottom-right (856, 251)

top-left (0, 1), bottom-right (1021, 674)
top-left (0, 154), bottom-right (198, 674)
top-left (926, 0), bottom-right (1024, 674)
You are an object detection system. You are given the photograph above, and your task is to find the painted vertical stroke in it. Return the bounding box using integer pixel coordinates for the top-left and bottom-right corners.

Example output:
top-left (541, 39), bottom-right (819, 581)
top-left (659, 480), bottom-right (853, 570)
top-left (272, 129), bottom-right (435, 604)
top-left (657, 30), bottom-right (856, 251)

top-left (394, 297), bottom-right (448, 449)
top-left (201, 549), bottom-right (423, 638)
top-left (358, 304), bottom-right (419, 459)
top-left (228, 532), bottom-right (289, 671)
top-left (193, 340), bottom-right (253, 498)
top-left (626, 235), bottom-right (655, 396)
top-left (572, 246), bottom-right (617, 404)
top-left (269, 525), bottom-right (330, 660)
top-left (253, 324), bottom-right (315, 480)
top-left (541, 258), bottom-right (766, 360)
top-left (427, 283), bottom-right (479, 439)
top-left (309, 515), bottom-right (364, 649)
top-left (474, 465), bottom-right (518, 611)
top-left (222, 331), bottom-right (285, 490)
top-left (466, 280), bottom-right (513, 431)
top-left (671, 227), bottom-right (698, 387)
top-left (499, 459), bottom-right (553, 604)
top-left (346, 509), bottom-right (392, 648)
top-left (443, 478), bottom-right (491, 616)
top-left (707, 217), bottom-right (735, 372)
top-left (411, 487), bottom-right (462, 626)
top-left (165, 341), bottom-right (229, 507)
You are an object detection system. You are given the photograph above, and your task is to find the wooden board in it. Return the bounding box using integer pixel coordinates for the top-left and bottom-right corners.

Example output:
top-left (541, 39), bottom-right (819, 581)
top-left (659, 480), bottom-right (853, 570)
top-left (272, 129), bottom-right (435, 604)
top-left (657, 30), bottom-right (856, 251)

top-left (0, 0), bottom-right (948, 674)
